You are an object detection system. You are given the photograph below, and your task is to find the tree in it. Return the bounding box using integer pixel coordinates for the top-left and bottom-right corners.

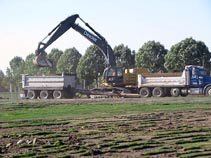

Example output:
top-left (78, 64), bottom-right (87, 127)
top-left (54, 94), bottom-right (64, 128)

top-left (38, 48), bottom-right (63, 75)
top-left (164, 37), bottom-right (211, 72)
top-left (0, 70), bottom-right (7, 91)
top-left (9, 56), bottom-right (25, 91)
top-left (56, 47), bottom-right (81, 74)
top-left (9, 56), bottom-right (24, 75)
top-left (24, 53), bottom-right (40, 75)
top-left (0, 70), bottom-right (4, 84)
top-left (113, 44), bottom-right (135, 67)
top-left (48, 48), bottom-right (63, 74)
top-left (5, 68), bottom-right (13, 92)
top-left (76, 45), bottom-right (105, 86)
top-left (136, 41), bottom-right (167, 72)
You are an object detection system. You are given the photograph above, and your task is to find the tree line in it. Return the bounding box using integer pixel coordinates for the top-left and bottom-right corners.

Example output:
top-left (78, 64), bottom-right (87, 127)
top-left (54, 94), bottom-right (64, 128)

top-left (0, 37), bottom-right (210, 92)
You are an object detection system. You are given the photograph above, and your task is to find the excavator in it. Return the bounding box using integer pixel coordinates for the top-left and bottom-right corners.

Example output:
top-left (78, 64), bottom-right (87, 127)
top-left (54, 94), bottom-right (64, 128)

top-left (34, 14), bottom-right (147, 97)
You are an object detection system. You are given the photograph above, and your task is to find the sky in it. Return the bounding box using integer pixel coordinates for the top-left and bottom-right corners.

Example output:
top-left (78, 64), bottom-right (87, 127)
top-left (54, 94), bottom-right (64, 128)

top-left (0, 0), bottom-right (211, 73)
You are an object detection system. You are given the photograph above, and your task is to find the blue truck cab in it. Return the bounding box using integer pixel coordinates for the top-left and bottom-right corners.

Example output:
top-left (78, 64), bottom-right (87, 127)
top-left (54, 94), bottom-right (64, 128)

top-left (185, 65), bottom-right (211, 95)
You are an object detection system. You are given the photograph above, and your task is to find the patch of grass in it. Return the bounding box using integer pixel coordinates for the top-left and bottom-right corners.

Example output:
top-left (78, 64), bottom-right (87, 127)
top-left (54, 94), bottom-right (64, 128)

top-left (182, 141), bottom-right (211, 151)
top-left (144, 146), bottom-right (176, 156)
top-left (110, 142), bottom-right (145, 149)
top-left (155, 127), bottom-right (211, 139)
top-left (1, 120), bottom-right (70, 128)
top-left (32, 130), bottom-right (54, 136)
top-left (1, 102), bottom-right (211, 122)
top-left (42, 144), bottom-right (56, 148)
top-left (57, 155), bottom-right (71, 158)
top-left (180, 151), bottom-right (211, 158)
top-left (130, 144), bottom-right (157, 150)
top-left (44, 133), bottom-right (66, 139)
top-left (41, 145), bottom-right (69, 155)
top-left (12, 151), bottom-right (37, 158)
top-left (175, 138), bottom-right (209, 144)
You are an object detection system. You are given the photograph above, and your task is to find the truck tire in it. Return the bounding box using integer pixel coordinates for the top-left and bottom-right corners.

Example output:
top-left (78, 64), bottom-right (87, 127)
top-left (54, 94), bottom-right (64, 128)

top-left (40, 90), bottom-right (49, 99)
top-left (139, 87), bottom-right (151, 98)
top-left (181, 88), bottom-right (188, 97)
top-left (152, 87), bottom-right (164, 97)
top-left (27, 90), bottom-right (36, 99)
top-left (53, 90), bottom-right (63, 99)
top-left (170, 88), bottom-right (180, 97)
top-left (205, 86), bottom-right (211, 96)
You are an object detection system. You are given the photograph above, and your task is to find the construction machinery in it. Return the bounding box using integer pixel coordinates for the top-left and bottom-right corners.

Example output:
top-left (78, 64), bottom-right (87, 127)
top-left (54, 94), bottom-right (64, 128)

top-left (34, 14), bottom-right (122, 86)
top-left (33, 14), bottom-right (148, 96)
top-left (33, 14), bottom-right (211, 99)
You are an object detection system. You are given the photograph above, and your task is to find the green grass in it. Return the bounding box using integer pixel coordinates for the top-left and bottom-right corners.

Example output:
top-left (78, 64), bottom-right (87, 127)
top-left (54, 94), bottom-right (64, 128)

top-left (1, 102), bottom-right (211, 122)
top-left (1, 99), bottom-right (211, 157)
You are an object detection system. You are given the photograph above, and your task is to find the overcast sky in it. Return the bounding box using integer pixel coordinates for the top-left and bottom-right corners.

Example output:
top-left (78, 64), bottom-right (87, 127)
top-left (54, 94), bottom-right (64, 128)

top-left (0, 0), bottom-right (211, 73)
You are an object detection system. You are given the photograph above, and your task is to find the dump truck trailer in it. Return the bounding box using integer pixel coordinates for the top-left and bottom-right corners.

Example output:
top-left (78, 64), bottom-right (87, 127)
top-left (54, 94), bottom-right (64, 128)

top-left (22, 74), bottom-right (76, 99)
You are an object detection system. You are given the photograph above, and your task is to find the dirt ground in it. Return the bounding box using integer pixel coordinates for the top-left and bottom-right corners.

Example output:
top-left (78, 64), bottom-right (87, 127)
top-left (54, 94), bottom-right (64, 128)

top-left (1, 97), bottom-right (211, 157)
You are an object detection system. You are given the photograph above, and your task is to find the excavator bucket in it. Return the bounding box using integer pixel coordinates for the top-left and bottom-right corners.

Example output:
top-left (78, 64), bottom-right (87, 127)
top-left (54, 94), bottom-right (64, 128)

top-left (33, 53), bottom-right (53, 67)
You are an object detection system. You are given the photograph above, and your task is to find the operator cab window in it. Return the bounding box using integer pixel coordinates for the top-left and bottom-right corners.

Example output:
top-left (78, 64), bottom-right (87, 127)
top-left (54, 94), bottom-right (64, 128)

top-left (108, 68), bottom-right (116, 76)
top-left (117, 68), bottom-right (123, 77)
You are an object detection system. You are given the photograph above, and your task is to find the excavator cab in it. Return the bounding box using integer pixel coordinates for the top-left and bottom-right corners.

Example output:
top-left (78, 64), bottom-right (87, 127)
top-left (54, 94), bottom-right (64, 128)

top-left (103, 67), bottom-right (124, 87)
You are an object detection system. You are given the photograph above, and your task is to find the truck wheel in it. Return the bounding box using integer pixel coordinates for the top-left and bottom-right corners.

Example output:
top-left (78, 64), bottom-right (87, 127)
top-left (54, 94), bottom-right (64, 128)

top-left (53, 90), bottom-right (63, 99)
top-left (205, 86), bottom-right (211, 96)
top-left (170, 88), bottom-right (180, 97)
top-left (152, 87), bottom-right (164, 97)
top-left (139, 87), bottom-right (151, 98)
top-left (27, 90), bottom-right (36, 99)
top-left (40, 90), bottom-right (49, 99)
top-left (181, 88), bottom-right (188, 97)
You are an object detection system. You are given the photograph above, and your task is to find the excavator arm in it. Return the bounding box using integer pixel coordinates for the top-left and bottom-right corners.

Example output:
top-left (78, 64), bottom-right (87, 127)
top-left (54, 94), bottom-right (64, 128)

top-left (34, 14), bottom-right (116, 67)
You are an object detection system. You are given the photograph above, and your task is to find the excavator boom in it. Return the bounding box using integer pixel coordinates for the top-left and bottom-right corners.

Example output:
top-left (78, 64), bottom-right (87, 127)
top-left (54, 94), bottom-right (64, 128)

top-left (34, 14), bottom-right (79, 67)
top-left (34, 14), bottom-right (116, 67)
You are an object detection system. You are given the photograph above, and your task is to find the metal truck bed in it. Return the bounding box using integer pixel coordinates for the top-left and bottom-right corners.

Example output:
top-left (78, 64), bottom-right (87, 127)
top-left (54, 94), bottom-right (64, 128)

top-left (22, 74), bottom-right (75, 90)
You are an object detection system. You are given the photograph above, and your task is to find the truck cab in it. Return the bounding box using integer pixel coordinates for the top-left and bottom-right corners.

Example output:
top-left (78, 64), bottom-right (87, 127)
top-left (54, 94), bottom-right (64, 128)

top-left (185, 65), bottom-right (211, 95)
top-left (186, 66), bottom-right (211, 88)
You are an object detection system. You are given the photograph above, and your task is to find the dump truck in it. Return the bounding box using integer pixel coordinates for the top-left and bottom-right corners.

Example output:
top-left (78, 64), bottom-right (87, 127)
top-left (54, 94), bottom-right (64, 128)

top-left (137, 65), bottom-right (211, 97)
top-left (22, 74), bottom-right (76, 99)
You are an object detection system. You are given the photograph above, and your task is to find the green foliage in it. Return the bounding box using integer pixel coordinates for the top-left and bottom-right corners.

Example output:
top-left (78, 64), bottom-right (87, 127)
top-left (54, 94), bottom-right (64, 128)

top-left (47, 48), bottom-right (63, 74)
top-left (56, 47), bottom-right (81, 74)
top-left (164, 37), bottom-right (211, 72)
top-left (136, 41), bottom-right (167, 72)
top-left (113, 44), bottom-right (135, 67)
top-left (0, 70), bottom-right (7, 91)
top-left (24, 53), bottom-right (40, 75)
top-left (9, 56), bottom-right (25, 91)
top-left (0, 70), bottom-right (5, 85)
top-left (76, 45), bottom-right (105, 85)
